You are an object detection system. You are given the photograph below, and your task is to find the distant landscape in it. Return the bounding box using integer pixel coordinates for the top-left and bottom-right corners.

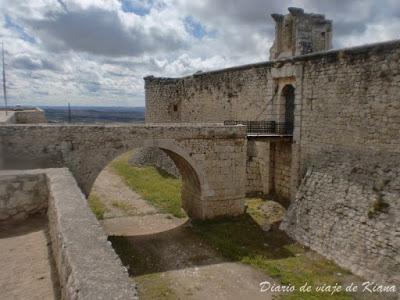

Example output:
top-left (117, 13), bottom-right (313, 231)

top-left (40, 106), bottom-right (145, 124)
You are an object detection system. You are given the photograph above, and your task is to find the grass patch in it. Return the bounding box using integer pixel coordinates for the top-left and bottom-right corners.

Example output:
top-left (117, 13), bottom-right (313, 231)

top-left (246, 198), bottom-right (268, 225)
top-left (88, 194), bottom-right (107, 220)
top-left (191, 215), bottom-right (353, 300)
top-left (111, 154), bottom-right (185, 218)
top-left (135, 273), bottom-right (178, 300)
top-left (111, 200), bottom-right (136, 213)
top-left (368, 193), bottom-right (390, 218)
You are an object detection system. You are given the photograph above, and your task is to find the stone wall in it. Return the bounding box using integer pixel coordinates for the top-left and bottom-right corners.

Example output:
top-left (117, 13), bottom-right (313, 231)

top-left (271, 141), bottom-right (292, 200)
top-left (282, 41), bottom-right (400, 284)
top-left (246, 139), bottom-right (270, 196)
top-left (14, 109), bottom-right (47, 123)
top-left (297, 40), bottom-right (400, 165)
top-left (0, 172), bottom-right (48, 222)
top-left (246, 144), bottom-right (263, 195)
top-left (281, 152), bottom-right (400, 285)
top-left (245, 139), bottom-right (292, 201)
top-left (0, 124), bottom-right (247, 219)
top-left (130, 147), bottom-right (181, 178)
top-left (145, 65), bottom-right (276, 123)
top-left (0, 111), bottom-right (16, 124)
top-left (45, 168), bottom-right (138, 299)
top-left (0, 109), bottom-right (46, 124)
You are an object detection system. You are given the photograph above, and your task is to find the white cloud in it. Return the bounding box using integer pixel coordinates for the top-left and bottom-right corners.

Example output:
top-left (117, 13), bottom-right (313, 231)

top-left (0, 0), bottom-right (399, 107)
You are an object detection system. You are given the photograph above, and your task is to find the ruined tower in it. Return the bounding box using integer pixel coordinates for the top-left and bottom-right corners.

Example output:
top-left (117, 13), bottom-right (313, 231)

top-left (269, 7), bottom-right (332, 60)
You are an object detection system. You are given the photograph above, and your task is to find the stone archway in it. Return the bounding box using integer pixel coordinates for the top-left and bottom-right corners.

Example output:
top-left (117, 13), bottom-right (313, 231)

top-left (143, 139), bottom-right (208, 219)
top-left (0, 124), bottom-right (247, 220)
top-left (88, 139), bottom-right (208, 219)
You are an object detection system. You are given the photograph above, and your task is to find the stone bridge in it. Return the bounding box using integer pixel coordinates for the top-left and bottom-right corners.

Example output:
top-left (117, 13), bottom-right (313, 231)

top-left (0, 123), bottom-right (247, 219)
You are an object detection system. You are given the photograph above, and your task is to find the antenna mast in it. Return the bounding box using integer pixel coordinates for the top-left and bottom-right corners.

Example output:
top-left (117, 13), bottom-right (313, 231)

top-left (68, 102), bottom-right (71, 123)
top-left (2, 42), bottom-right (7, 116)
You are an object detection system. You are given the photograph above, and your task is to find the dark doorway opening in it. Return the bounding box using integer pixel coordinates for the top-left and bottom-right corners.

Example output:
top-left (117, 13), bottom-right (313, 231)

top-left (282, 85), bottom-right (295, 134)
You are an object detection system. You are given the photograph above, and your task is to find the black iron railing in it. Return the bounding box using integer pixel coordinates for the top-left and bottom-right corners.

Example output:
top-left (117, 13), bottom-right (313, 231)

top-left (224, 120), bottom-right (293, 135)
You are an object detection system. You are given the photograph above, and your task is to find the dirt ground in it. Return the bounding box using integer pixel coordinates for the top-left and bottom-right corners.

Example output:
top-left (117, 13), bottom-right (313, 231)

top-left (92, 165), bottom-right (276, 299)
top-left (92, 165), bottom-right (188, 235)
top-left (117, 224), bottom-right (278, 300)
top-left (0, 216), bottom-right (60, 300)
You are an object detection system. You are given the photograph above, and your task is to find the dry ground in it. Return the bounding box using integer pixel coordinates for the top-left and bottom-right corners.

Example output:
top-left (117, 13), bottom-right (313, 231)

top-left (0, 216), bottom-right (60, 300)
top-left (91, 164), bottom-right (276, 299)
top-left (92, 164), bottom-right (187, 236)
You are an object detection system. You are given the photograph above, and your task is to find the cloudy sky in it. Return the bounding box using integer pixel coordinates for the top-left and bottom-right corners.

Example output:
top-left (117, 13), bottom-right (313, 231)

top-left (0, 0), bottom-right (399, 107)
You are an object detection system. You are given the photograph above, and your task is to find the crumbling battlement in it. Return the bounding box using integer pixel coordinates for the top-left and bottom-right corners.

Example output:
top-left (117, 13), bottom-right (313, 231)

top-left (270, 7), bottom-right (332, 60)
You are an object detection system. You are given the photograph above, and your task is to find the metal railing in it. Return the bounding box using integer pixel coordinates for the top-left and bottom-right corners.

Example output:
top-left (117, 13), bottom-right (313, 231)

top-left (224, 120), bottom-right (293, 135)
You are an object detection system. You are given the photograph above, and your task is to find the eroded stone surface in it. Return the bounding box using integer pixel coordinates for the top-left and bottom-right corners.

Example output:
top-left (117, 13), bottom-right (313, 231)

top-left (0, 172), bottom-right (48, 222)
top-left (281, 153), bottom-right (400, 285)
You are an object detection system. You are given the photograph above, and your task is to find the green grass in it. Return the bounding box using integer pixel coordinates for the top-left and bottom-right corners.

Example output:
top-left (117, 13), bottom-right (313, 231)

top-left (111, 154), bottom-right (186, 218)
top-left (111, 200), bottom-right (136, 213)
top-left (88, 193), bottom-right (107, 219)
top-left (246, 198), bottom-right (269, 225)
top-left (191, 215), bottom-right (353, 300)
top-left (135, 273), bottom-right (178, 300)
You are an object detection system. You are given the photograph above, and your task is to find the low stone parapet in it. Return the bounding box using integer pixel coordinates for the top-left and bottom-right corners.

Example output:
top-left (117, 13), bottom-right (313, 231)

top-left (14, 108), bottom-right (47, 123)
top-left (0, 108), bottom-right (47, 124)
top-left (0, 111), bottom-right (16, 123)
top-left (0, 168), bottom-right (138, 299)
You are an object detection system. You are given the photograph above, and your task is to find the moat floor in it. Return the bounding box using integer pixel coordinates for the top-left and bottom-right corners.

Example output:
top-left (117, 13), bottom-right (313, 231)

top-left (92, 164), bottom-right (275, 299)
top-left (111, 225), bottom-right (275, 300)
top-left (0, 216), bottom-right (59, 300)
top-left (93, 164), bottom-right (187, 235)
top-left (93, 158), bottom-right (396, 300)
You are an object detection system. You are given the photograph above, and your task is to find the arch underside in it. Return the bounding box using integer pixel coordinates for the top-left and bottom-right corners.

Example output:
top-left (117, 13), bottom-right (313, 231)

top-left (161, 149), bottom-right (202, 218)
top-left (84, 140), bottom-right (206, 219)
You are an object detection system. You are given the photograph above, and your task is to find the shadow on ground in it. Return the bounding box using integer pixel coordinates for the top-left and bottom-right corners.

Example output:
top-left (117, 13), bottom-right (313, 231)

top-left (109, 214), bottom-right (295, 276)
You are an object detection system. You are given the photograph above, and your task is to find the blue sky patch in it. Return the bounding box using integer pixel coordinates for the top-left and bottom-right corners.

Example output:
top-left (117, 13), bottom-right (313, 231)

top-left (184, 16), bottom-right (206, 39)
top-left (184, 16), bottom-right (215, 39)
top-left (121, 0), bottom-right (153, 16)
top-left (4, 15), bottom-right (36, 44)
top-left (86, 82), bottom-right (101, 93)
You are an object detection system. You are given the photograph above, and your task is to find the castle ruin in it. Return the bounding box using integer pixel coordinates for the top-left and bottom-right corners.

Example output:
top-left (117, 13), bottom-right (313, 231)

top-left (0, 7), bottom-right (398, 298)
top-left (144, 7), bottom-right (400, 285)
